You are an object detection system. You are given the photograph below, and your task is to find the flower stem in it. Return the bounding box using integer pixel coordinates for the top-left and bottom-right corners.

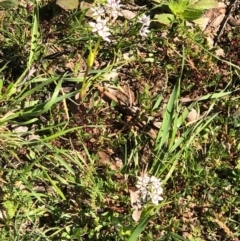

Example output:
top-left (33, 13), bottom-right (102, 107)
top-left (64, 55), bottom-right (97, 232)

top-left (80, 38), bottom-right (101, 99)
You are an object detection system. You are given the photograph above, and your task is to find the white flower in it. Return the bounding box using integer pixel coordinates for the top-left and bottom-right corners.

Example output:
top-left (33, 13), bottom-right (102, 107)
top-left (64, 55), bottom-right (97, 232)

top-left (136, 175), bottom-right (150, 187)
top-left (106, 0), bottom-right (123, 20)
top-left (136, 174), bottom-right (163, 206)
top-left (138, 14), bottom-right (151, 27)
top-left (150, 192), bottom-right (163, 205)
top-left (91, 4), bottom-right (105, 17)
top-left (138, 14), bottom-right (151, 37)
top-left (150, 176), bottom-right (162, 188)
top-left (89, 17), bottom-right (111, 42)
top-left (139, 26), bottom-right (150, 37)
top-left (106, 0), bottom-right (122, 9)
top-left (111, 9), bottom-right (123, 20)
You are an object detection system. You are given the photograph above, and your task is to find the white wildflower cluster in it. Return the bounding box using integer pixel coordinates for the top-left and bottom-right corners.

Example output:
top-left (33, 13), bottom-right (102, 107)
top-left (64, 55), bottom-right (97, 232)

top-left (89, 0), bottom-right (123, 42)
top-left (136, 174), bottom-right (163, 205)
top-left (89, 17), bottom-right (111, 42)
top-left (105, 0), bottom-right (123, 20)
top-left (89, 0), bottom-right (151, 42)
top-left (138, 14), bottom-right (150, 37)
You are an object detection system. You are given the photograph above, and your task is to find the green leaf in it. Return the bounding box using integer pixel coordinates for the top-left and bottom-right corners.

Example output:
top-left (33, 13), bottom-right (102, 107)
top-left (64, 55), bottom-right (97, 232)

top-left (169, 232), bottom-right (187, 241)
top-left (87, 48), bottom-right (94, 68)
top-left (28, 4), bottom-right (40, 67)
top-left (154, 13), bottom-right (175, 25)
top-left (128, 211), bottom-right (152, 241)
top-left (182, 8), bottom-right (204, 21)
top-left (56, 0), bottom-right (78, 10)
top-left (155, 75), bottom-right (180, 151)
top-left (4, 82), bottom-right (16, 98)
top-left (3, 200), bottom-right (18, 219)
top-left (169, 0), bottom-right (188, 15)
top-left (189, 0), bottom-right (217, 10)
top-left (43, 170), bottom-right (66, 200)
top-left (0, 79), bottom-right (3, 94)
top-left (0, 0), bottom-right (18, 9)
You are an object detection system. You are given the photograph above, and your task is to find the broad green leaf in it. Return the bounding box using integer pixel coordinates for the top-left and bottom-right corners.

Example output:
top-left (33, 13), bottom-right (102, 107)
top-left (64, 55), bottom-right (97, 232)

top-left (169, 0), bottom-right (188, 15)
top-left (0, 0), bottom-right (18, 9)
top-left (154, 13), bottom-right (175, 25)
top-left (189, 0), bottom-right (217, 10)
top-left (182, 8), bottom-right (204, 21)
top-left (56, 0), bottom-right (78, 10)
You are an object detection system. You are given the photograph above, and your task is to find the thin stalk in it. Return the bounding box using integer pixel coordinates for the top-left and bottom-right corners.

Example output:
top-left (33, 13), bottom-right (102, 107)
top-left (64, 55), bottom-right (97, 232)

top-left (80, 38), bottom-right (101, 99)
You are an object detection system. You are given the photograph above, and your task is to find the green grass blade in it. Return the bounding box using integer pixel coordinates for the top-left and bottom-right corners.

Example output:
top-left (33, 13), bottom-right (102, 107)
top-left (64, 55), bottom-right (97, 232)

top-left (42, 170), bottom-right (66, 200)
top-left (155, 81), bottom-right (179, 151)
top-left (128, 214), bottom-right (151, 241)
top-left (28, 2), bottom-right (39, 67)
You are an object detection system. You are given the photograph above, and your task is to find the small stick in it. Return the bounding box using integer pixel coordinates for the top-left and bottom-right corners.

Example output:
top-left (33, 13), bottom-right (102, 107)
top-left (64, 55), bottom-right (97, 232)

top-left (214, 0), bottom-right (239, 45)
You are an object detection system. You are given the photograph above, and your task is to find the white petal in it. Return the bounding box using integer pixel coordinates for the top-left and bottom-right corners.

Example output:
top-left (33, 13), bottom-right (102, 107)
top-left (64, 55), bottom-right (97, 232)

top-left (89, 22), bottom-right (96, 28)
top-left (140, 26), bottom-right (150, 37)
top-left (151, 193), bottom-right (163, 205)
top-left (103, 36), bottom-right (111, 42)
top-left (138, 14), bottom-right (151, 26)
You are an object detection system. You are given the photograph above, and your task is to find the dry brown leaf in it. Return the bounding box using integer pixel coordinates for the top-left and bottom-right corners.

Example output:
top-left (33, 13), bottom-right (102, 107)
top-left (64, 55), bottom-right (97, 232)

top-left (187, 108), bottom-right (199, 122)
top-left (215, 48), bottom-right (225, 57)
top-left (121, 9), bottom-right (136, 20)
top-left (65, 61), bottom-right (74, 71)
top-left (206, 36), bottom-right (214, 48)
top-left (56, 0), bottom-right (78, 10)
top-left (98, 151), bottom-right (117, 170)
top-left (213, 214), bottom-right (237, 241)
top-left (180, 97), bottom-right (194, 103)
top-left (129, 190), bottom-right (142, 222)
top-left (102, 69), bottom-right (119, 81)
top-left (193, 17), bottom-right (210, 31)
top-left (12, 125), bottom-right (28, 134)
top-left (79, 1), bottom-right (95, 18)
top-left (0, 176), bottom-right (7, 184)
top-left (211, 14), bottom-right (225, 28)
top-left (132, 209), bottom-right (142, 222)
top-left (129, 190), bottom-right (140, 208)
top-left (0, 209), bottom-right (7, 221)
top-left (98, 151), bottom-right (123, 178)
top-left (27, 134), bottom-right (40, 141)
top-left (15, 180), bottom-right (25, 190)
